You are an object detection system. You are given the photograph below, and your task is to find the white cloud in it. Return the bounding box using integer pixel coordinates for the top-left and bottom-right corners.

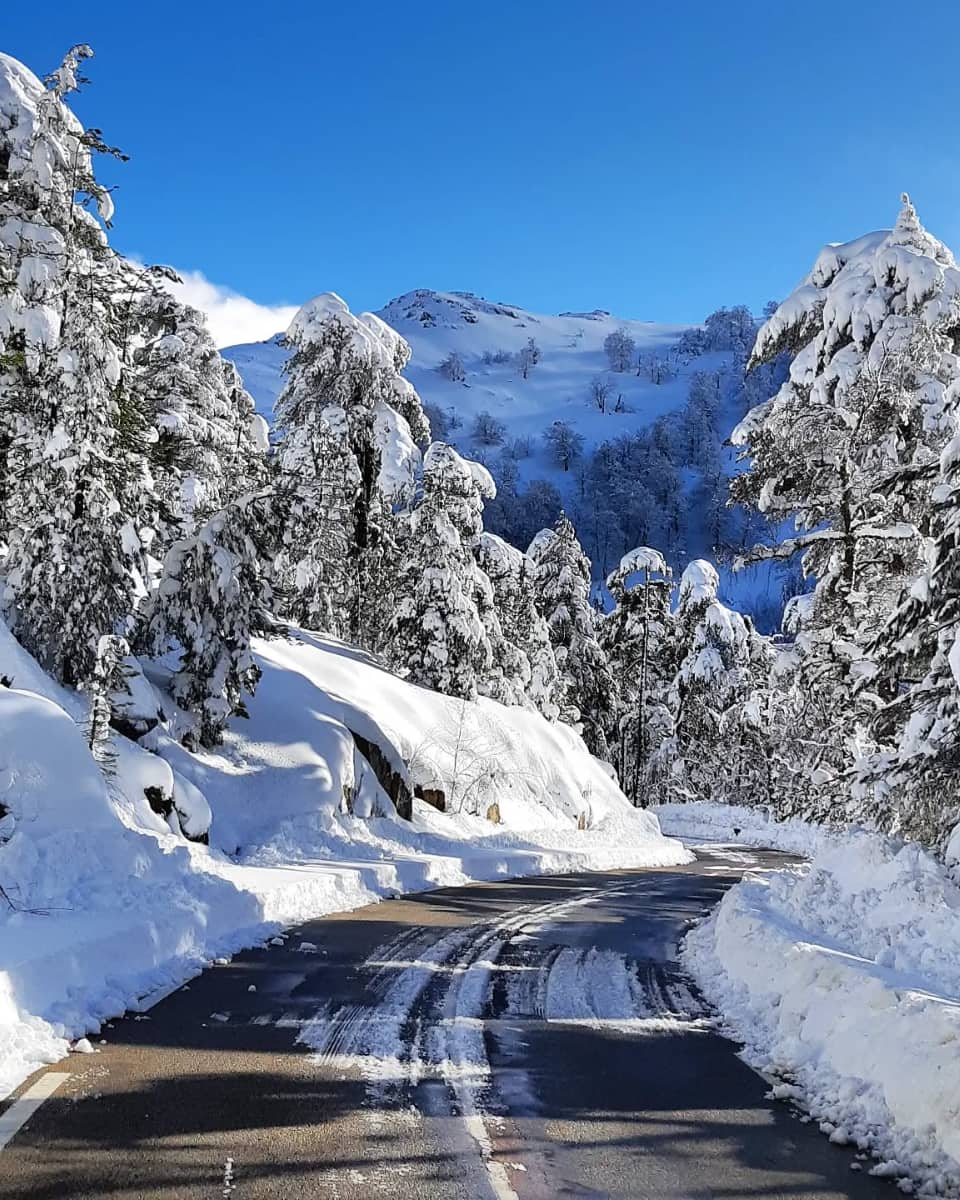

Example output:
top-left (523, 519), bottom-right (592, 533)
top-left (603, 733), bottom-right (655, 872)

top-left (161, 268), bottom-right (299, 349)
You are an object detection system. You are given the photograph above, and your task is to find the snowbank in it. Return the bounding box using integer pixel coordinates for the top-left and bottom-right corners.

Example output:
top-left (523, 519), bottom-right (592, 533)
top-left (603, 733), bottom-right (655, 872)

top-left (0, 622), bottom-right (689, 1099)
top-left (652, 801), bottom-right (831, 856)
top-left (685, 832), bottom-right (960, 1196)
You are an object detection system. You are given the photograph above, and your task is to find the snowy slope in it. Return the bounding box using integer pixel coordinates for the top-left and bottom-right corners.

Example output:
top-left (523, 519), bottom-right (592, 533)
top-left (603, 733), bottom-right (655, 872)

top-left (0, 618), bottom-right (689, 1099)
top-left (223, 289), bottom-right (724, 477)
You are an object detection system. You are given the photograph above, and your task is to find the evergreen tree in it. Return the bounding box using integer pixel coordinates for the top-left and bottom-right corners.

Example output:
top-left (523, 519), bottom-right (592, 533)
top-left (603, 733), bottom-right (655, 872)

top-left (732, 195), bottom-right (960, 819)
top-left (477, 530), bottom-right (562, 719)
top-left (653, 560), bottom-right (774, 807)
top-left (274, 294), bottom-right (426, 647)
top-left (0, 47), bottom-right (156, 687)
top-left (146, 493), bottom-right (276, 749)
top-left (389, 444), bottom-right (493, 699)
top-left (527, 514), bottom-right (617, 758)
top-left (600, 547), bottom-right (675, 803)
top-left (131, 287), bottom-right (266, 540)
top-left (868, 374), bottom-right (960, 848)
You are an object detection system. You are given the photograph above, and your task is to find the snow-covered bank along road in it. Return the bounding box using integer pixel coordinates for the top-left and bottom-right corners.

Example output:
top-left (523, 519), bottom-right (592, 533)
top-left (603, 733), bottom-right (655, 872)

top-left (0, 852), bottom-right (895, 1200)
top-left (0, 620), bottom-right (689, 1101)
top-left (686, 832), bottom-right (960, 1198)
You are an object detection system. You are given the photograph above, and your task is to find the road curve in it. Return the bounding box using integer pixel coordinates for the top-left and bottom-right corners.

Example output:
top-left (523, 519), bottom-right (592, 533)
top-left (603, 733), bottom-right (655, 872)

top-left (0, 847), bottom-right (897, 1199)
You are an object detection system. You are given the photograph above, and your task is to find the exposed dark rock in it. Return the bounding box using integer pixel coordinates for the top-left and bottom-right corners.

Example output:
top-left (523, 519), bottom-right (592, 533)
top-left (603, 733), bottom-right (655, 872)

top-left (414, 785), bottom-right (446, 813)
top-left (144, 785), bottom-right (173, 819)
top-left (351, 731), bottom-right (413, 820)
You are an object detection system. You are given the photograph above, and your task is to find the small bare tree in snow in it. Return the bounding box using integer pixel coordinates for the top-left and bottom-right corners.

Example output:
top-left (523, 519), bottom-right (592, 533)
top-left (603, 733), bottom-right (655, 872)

top-left (543, 421), bottom-right (585, 471)
top-left (437, 350), bottom-right (466, 382)
top-left (604, 327), bottom-right (636, 372)
top-left (506, 434), bottom-right (534, 459)
top-left (638, 352), bottom-right (676, 385)
top-left (589, 375), bottom-right (613, 412)
top-left (407, 701), bottom-right (530, 816)
top-left (517, 338), bottom-right (541, 379)
top-left (471, 410), bottom-right (507, 445)
top-left (481, 347), bottom-right (514, 366)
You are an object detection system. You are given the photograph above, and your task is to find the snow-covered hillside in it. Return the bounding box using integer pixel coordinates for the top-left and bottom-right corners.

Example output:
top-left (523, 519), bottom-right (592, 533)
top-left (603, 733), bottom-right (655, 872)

top-left (225, 288), bottom-right (702, 453)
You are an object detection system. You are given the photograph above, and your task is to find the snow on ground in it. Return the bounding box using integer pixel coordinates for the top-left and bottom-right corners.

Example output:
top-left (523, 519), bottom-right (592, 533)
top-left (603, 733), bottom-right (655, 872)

top-left (652, 801), bottom-right (832, 856)
top-left (0, 620), bottom-right (688, 1099)
top-left (685, 829), bottom-right (960, 1197)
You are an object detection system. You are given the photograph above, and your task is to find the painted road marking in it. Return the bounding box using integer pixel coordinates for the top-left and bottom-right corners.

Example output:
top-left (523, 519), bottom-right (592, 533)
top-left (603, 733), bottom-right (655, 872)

top-left (0, 1073), bottom-right (70, 1151)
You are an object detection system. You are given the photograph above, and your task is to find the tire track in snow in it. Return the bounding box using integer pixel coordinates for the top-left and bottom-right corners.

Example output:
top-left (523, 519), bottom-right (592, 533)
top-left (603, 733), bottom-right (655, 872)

top-left (298, 889), bottom-right (609, 1197)
top-left (297, 884), bottom-right (713, 1197)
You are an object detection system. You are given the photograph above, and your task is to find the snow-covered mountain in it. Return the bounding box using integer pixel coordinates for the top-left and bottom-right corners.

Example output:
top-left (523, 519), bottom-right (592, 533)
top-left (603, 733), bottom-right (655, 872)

top-left (224, 288), bottom-right (711, 462)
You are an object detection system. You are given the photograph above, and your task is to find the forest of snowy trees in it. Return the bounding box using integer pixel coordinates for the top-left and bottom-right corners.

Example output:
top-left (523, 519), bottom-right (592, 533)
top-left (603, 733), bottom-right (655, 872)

top-left (3, 48), bottom-right (960, 856)
top-left (480, 304), bottom-right (792, 610)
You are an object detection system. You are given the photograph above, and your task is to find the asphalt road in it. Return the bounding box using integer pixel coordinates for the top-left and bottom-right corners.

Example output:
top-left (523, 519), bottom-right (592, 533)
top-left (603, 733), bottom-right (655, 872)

top-left (0, 847), bottom-right (897, 1199)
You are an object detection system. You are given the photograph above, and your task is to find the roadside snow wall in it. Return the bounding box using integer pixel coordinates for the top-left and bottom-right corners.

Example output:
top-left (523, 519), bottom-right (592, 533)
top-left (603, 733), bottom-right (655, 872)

top-left (685, 832), bottom-right (960, 1197)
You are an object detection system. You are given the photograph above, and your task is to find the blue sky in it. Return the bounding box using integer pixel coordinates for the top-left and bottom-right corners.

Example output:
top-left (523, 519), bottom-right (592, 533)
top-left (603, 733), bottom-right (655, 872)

top-left (5, 2), bottom-right (960, 342)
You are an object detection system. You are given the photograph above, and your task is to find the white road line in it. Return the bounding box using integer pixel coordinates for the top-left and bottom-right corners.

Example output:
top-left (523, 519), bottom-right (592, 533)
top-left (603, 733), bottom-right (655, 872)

top-left (0, 1072), bottom-right (70, 1151)
top-left (462, 1112), bottom-right (520, 1200)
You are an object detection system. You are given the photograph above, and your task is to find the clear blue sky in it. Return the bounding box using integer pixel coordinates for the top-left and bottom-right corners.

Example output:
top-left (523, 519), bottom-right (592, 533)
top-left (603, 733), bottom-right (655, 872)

top-left (6, 2), bottom-right (960, 325)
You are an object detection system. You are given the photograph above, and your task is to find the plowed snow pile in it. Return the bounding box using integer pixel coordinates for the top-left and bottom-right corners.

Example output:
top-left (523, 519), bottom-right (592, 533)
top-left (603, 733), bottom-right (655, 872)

top-left (685, 832), bottom-right (960, 1197)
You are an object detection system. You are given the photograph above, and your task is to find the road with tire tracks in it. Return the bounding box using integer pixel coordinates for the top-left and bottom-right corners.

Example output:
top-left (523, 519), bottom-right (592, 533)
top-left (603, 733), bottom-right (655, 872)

top-left (0, 846), bottom-right (896, 1199)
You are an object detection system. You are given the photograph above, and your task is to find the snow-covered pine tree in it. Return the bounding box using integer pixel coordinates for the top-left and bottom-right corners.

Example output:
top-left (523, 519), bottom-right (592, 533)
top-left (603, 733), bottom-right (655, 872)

top-left (275, 402), bottom-right (357, 634)
top-left (389, 443), bottom-right (493, 699)
top-left (652, 560), bottom-right (774, 807)
top-left (731, 195), bottom-right (960, 821)
top-left (867, 371), bottom-right (960, 849)
top-left (274, 295), bottom-right (426, 647)
top-left (146, 492), bottom-right (276, 749)
top-left (527, 514), bottom-right (617, 758)
top-left (600, 547), bottom-right (675, 804)
top-left (130, 285), bottom-right (267, 542)
top-left (426, 452), bottom-right (530, 706)
top-left (357, 310), bottom-right (431, 451)
top-left (477, 530), bottom-right (562, 719)
top-left (0, 48), bottom-right (156, 687)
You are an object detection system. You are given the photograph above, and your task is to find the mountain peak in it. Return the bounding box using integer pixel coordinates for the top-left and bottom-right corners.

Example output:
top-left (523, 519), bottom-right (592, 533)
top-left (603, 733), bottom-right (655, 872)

top-left (379, 289), bottom-right (535, 330)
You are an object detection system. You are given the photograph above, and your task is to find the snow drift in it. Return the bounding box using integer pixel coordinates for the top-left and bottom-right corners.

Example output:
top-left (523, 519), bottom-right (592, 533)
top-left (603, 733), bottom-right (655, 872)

top-left (0, 619), bottom-right (688, 1099)
top-left (685, 832), bottom-right (960, 1197)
